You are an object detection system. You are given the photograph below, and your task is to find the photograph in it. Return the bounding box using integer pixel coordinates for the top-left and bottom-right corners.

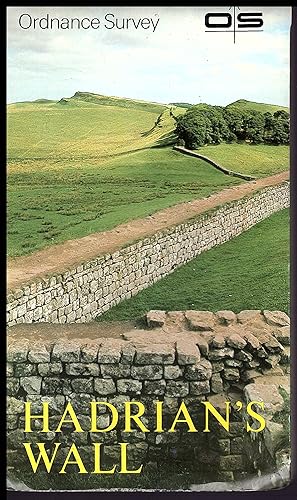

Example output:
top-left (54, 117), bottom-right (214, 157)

top-left (6, 6), bottom-right (291, 492)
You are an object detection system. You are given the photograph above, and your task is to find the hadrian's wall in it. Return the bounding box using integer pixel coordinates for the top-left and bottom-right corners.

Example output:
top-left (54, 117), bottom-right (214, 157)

top-left (7, 182), bottom-right (289, 327)
top-left (7, 310), bottom-right (290, 480)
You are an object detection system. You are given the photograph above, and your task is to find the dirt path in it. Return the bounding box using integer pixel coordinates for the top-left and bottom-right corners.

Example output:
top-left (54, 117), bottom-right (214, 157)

top-left (7, 171), bottom-right (289, 291)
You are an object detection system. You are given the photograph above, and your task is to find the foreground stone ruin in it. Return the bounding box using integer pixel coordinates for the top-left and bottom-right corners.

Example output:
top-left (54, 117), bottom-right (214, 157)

top-left (7, 309), bottom-right (290, 483)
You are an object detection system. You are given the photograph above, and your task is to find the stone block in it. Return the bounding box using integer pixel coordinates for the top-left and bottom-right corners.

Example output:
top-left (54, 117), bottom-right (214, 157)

top-left (211, 335), bottom-right (225, 348)
top-left (121, 345), bottom-right (136, 365)
top-left (176, 341), bottom-right (200, 365)
top-left (94, 378), bottom-right (116, 395)
top-left (143, 380), bottom-right (166, 395)
top-left (244, 383), bottom-right (284, 414)
top-left (20, 376), bottom-right (42, 395)
top-left (98, 344), bottom-right (122, 364)
top-left (101, 364), bottom-right (131, 379)
top-left (264, 354), bottom-right (281, 369)
top-left (117, 379), bottom-right (142, 394)
top-left (71, 378), bottom-right (93, 394)
top-left (6, 363), bottom-right (14, 377)
top-left (237, 310), bottom-right (262, 324)
top-left (135, 345), bottom-right (175, 365)
top-left (185, 311), bottom-right (215, 331)
top-left (41, 377), bottom-right (63, 394)
top-left (28, 345), bottom-right (51, 363)
top-left (7, 378), bottom-right (20, 396)
top-left (146, 310), bottom-right (166, 328)
top-left (208, 348), bottom-right (234, 361)
top-left (15, 363), bottom-right (37, 377)
top-left (52, 342), bottom-right (80, 362)
top-left (216, 310), bottom-right (237, 325)
top-left (226, 333), bottom-right (247, 349)
top-left (243, 332), bottom-right (260, 350)
top-left (190, 380), bottom-right (210, 396)
top-left (211, 373), bottom-right (224, 394)
top-left (234, 350), bottom-right (253, 362)
top-left (164, 365), bottom-right (183, 380)
top-left (212, 362), bottom-right (224, 373)
top-left (38, 362), bottom-right (63, 376)
top-left (66, 363), bottom-right (100, 376)
top-left (184, 359), bottom-right (212, 381)
top-left (222, 368), bottom-right (240, 382)
top-left (7, 396), bottom-right (24, 414)
top-left (108, 395), bottom-right (130, 412)
top-left (166, 380), bottom-right (189, 397)
top-left (273, 326), bottom-right (290, 346)
top-left (230, 437), bottom-right (244, 454)
top-left (219, 454), bottom-right (244, 471)
top-left (81, 342), bottom-right (100, 363)
top-left (131, 365), bottom-right (163, 380)
top-left (263, 310), bottom-right (290, 327)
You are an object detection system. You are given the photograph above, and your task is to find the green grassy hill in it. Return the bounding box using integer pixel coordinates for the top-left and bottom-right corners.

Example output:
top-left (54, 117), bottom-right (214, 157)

top-left (197, 143), bottom-right (289, 178)
top-left (7, 93), bottom-right (175, 167)
top-left (226, 99), bottom-right (288, 114)
top-left (7, 93), bottom-right (289, 257)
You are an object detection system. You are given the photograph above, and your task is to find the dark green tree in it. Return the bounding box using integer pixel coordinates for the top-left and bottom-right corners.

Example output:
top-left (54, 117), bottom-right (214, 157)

top-left (243, 111), bottom-right (265, 144)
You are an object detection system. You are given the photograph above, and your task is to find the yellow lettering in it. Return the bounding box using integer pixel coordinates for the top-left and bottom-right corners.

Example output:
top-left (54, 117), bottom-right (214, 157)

top-left (55, 403), bottom-right (83, 432)
top-left (90, 402), bottom-right (119, 432)
top-left (23, 442), bottom-right (60, 473)
top-left (155, 401), bottom-right (164, 432)
top-left (246, 401), bottom-right (266, 432)
top-left (119, 443), bottom-right (143, 474)
top-left (24, 402), bottom-right (49, 432)
top-left (202, 402), bottom-right (230, 432)
top-left (124, 402), bottom-right (149, 432)
top-left (59, 443), bottom-right (87, 474)
top-left (168, 401), bottom-right (197, 432)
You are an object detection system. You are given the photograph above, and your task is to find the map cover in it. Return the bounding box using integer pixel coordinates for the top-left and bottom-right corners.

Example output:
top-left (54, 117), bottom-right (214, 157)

top-left (7, 6), bottom-right (292, 494)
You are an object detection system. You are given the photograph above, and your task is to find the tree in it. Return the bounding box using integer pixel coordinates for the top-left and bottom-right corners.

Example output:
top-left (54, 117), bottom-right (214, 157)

top-left (270, 117), bottom-right (289, 145)
top-left (223, 108), bottom-right (244, 140)
top-left (242, 111), bottom-right (265, 144)
top-left (175, 102), bottom-right (289, 148)
top-left (175, 112), bottom-right (209, 148)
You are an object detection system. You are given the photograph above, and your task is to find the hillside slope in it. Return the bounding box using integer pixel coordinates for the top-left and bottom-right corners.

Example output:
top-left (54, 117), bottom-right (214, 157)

top-left (7, 92), bottom-right (180, 168)
top-left (226, 99), bottom-right (288, 114)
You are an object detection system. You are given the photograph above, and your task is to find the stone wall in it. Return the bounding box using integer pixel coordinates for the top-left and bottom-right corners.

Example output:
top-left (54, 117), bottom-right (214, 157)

top-left (173, 146), bottom-right (256, 181)
top-left (7, 309), bottom-right (290, 480)
top-left (7, 182), bottom-right (289, 327)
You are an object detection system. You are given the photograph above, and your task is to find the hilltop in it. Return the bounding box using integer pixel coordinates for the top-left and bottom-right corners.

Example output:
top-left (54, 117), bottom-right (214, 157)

top-left (226, 99), bottom-right (288, 114)
top-left (57, 91), bottom-right (168, 113)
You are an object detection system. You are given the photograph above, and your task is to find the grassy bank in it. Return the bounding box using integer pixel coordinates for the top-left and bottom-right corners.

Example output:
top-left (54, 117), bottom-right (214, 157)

top-left (197, 143), bottom-right (289, 178)
top-left (7, 147), bottom-right (241, 257)
top-left (97, 208), bottom-right (289, 321)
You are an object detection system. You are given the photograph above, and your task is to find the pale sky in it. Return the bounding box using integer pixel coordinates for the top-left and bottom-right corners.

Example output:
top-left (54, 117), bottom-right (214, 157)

top-left (7, 6), bottom-right (291, 106)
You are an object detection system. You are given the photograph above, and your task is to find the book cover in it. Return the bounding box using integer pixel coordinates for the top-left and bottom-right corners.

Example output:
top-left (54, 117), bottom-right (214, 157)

top-left (7, 6), bottom-right (291, 493)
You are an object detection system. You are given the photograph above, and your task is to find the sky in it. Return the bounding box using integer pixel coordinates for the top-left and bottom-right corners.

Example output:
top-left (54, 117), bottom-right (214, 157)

top-left (7, 6), bottom-right (291, 107)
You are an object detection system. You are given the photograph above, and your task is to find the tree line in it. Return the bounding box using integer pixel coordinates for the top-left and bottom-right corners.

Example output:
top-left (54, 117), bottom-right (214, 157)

top-left (175, 104), bottom-right (289, 149)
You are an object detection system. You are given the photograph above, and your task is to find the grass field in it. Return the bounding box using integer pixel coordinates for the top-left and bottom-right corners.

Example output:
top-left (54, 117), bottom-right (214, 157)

top-left (97, 208), bottom-right (289, 322)
top-left (7, 96), bottom-right (173, 167)
top-left (197, 143), bottom-right (289, 178)
top-left (7, 93), bottom-right (289, 257)
top-left (7, 147), bottom-right (241, 257)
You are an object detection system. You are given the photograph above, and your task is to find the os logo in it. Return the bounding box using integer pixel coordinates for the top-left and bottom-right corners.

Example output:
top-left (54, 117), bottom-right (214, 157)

top-left (205, 7), bottom-right (263, 43)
